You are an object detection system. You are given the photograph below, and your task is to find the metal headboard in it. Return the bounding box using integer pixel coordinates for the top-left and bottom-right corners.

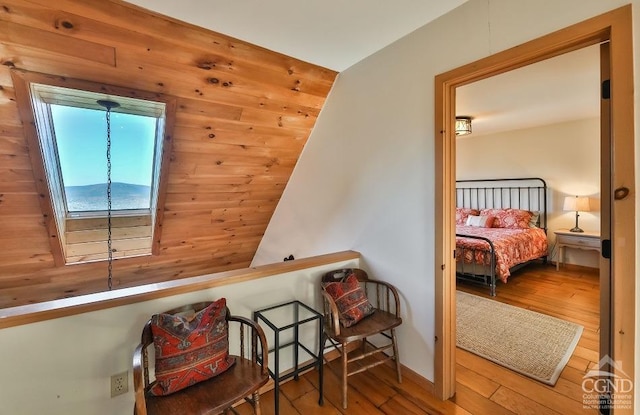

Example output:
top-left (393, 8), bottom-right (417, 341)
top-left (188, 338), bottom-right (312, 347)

top-left (456, 177), bottom-right (547, 233)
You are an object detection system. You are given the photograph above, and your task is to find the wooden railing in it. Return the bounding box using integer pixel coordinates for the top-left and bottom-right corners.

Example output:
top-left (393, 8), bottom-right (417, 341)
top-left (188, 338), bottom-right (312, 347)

top-left (0, 250), bottom-right (360, 329)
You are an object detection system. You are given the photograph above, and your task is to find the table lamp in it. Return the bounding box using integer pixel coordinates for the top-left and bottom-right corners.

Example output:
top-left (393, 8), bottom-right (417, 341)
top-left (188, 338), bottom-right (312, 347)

top-left (563, 196), bottom-right (591, 233)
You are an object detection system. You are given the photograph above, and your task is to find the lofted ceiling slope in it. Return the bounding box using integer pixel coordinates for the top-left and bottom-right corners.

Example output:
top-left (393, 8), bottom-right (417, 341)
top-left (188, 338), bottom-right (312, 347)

top-left (123, 0), bottom-right (469, 72)
top-left (0, 0), bottom-right (338, 306)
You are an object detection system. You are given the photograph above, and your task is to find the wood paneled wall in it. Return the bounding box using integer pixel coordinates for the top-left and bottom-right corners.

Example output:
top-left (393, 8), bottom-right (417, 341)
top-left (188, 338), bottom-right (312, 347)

top-left (0, 0), bottom-right (337, 307)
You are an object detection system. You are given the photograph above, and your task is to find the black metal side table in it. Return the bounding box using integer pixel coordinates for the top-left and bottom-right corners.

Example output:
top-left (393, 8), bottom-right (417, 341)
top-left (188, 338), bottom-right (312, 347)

top-left (254, 300), bottom-right (324, 414)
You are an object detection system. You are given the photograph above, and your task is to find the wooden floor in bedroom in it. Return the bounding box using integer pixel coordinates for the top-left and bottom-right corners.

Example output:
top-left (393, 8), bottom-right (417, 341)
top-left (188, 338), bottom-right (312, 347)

top-left (236, 262), bottom-right (600, 415)
top-left (455, 262), bottom-right (600, 414)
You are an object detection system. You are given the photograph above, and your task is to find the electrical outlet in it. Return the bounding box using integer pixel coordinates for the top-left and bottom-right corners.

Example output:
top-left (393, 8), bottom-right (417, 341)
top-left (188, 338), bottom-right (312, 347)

top-left (110, 371), bottom-right (128, 397)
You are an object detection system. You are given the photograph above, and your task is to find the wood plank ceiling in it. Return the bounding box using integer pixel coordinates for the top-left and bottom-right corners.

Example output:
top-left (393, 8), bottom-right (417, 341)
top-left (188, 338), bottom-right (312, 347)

top-left (0, 0), bottom-right (337, 307)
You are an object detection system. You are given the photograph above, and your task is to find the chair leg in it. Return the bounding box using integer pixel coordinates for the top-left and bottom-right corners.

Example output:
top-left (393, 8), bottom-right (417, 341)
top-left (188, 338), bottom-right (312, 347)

top-left (321, 331), bottom-right (328, 364)
top-left (391, 328), bottom-right (402, 383)
top-left (253, 391), bottom-right (262, 415)
top-left (341, 341), bottom-right (348, 409)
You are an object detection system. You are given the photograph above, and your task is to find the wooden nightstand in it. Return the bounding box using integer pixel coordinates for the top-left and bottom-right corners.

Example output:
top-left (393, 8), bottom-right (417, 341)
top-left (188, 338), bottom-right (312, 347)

top-left (554, 229), bottom-right (601, 270)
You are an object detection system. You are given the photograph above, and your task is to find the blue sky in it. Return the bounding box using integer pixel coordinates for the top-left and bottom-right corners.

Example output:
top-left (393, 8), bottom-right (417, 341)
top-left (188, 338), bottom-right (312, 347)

top-left (51, 105), bottom-right (156, 187)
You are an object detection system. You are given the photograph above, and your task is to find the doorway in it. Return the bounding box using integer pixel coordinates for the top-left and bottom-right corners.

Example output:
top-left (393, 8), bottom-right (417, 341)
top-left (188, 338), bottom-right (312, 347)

top-left (433, 5), bottom-right (635, 412)
top-left (453, 45), bottom-right (602, 402)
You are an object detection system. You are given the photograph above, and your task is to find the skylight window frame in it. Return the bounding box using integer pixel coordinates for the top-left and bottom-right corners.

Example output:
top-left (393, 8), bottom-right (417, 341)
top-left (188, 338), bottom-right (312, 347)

top-left (11, 69), bottom-right (176, 266)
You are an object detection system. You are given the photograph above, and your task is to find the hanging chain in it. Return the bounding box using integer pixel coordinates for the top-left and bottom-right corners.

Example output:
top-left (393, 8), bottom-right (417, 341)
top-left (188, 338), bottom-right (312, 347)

top-left (106, 105), bottom-right (113, 291)
top-left (98, 99), bottom-right (119, 291)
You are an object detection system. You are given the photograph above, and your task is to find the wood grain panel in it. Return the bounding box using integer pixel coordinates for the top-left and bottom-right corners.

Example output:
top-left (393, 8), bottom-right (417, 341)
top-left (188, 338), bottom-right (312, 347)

top-left (0, 141), bottom-right (28, 158)
top-left (0, 152), bottom-right (31, 169)
top-left (22, 0), bottom-right (336, 82)
top-left (66, 225), bottom-right (152, 244)
top-left (0, 0), bottom-right (337, 307)
top-left (0, 20), bottom-right (115, 66)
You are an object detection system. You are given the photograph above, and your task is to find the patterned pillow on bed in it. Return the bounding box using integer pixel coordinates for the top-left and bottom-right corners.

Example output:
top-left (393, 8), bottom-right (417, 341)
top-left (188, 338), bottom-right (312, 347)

top-left (456, 208), bottom-right (480, 225)
top-left (480, 208), bottom-right (533, 229)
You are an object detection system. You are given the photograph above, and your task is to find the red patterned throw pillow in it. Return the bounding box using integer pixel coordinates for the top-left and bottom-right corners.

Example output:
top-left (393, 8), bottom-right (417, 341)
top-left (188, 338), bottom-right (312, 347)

top-left (480, 208), bottom-right (533, 229)
top-left (149, 298), bottom-right (235, 396)
top-left (323, 274), bottom-right (375, 327)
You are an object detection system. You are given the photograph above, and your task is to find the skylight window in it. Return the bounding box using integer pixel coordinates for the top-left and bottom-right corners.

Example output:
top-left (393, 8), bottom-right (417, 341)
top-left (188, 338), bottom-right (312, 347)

top-left (50, 104), bottom-right (156, 213)
top-left (11, 70), bottom-right (175, 266)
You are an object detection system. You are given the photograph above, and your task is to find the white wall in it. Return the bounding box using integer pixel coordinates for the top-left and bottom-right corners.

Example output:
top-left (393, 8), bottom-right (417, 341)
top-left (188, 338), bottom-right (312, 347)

top-left (457, 118), bottom-right (601, 268)
top-left (253, 0), bottom-right (635, 388)
top-left (0, 257), bottom-right (357, 415)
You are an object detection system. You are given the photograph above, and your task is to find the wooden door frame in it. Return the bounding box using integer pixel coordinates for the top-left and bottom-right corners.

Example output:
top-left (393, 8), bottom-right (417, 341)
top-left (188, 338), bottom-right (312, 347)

top-left (434, 5), bottom-right (635, 412)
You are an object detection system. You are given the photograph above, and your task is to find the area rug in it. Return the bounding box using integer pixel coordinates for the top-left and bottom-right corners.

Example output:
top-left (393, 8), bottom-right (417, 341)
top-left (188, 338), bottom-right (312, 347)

top-left (456, 291), bottom-right (583, 385)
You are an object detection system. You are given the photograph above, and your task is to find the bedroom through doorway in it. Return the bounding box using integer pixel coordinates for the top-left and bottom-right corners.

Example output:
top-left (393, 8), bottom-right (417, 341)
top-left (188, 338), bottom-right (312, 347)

top-left (434, 7), bottom-right (635, 412)
top-left (451, 45), bottom-right (602, 409)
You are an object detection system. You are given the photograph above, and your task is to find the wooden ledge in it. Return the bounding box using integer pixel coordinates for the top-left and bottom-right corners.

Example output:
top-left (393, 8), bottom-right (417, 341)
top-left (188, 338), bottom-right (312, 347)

top-left (0, 250), bottom-right (360, 329)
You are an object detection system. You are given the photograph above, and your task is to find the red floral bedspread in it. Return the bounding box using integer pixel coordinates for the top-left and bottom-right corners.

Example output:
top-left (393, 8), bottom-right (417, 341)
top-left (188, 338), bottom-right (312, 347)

top-left (455, 226), bottom-right (548, 283)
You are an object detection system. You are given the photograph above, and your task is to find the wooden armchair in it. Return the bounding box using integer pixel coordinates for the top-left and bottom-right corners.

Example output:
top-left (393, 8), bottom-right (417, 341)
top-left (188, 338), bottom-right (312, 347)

top-left (320, 268), bottom-right (402, 409)
top-left (133, 301), bottom-right (269, 415)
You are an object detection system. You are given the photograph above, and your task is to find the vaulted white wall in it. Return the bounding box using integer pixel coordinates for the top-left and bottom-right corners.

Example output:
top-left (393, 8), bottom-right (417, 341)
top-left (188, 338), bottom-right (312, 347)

top-left (254, 0), bottom-right (636, 387)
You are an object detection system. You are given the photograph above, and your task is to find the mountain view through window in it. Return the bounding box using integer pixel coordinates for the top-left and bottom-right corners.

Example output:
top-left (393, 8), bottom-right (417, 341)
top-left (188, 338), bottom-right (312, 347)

top-left (51, 104), bottom-right (157, 212)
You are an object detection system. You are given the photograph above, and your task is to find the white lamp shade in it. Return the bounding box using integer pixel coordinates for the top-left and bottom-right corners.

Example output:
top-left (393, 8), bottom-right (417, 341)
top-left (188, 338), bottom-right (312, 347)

top-left (563, 196), bottom-right (591, 212)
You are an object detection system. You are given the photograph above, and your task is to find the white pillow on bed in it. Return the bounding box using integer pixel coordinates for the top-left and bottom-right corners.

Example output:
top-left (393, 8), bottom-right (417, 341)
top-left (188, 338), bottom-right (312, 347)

top-left (465, 215), bottom-right (494, 228)
top-left (529, 211), bottom-right (540, 227)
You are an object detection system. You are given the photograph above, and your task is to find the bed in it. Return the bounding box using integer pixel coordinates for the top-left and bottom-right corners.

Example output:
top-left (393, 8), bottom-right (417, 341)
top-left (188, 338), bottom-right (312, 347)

top-left (455, 178), bottom-right (549, 296)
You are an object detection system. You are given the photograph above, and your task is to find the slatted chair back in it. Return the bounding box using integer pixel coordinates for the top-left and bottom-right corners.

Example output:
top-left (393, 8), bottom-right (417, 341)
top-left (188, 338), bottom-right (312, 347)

top-left (320, 268), bottom-right (402, 409)
top-left (321, 268), bottom-right (401, 331)
top-left (133, 301), bottom-right (269, 415)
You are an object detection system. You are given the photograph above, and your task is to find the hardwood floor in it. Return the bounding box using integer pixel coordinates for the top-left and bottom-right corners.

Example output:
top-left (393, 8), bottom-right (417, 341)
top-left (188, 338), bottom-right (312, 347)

top-left (236, 263), bottom-right (600, 414)
top-left (454, 262), bottom-right (600, 415)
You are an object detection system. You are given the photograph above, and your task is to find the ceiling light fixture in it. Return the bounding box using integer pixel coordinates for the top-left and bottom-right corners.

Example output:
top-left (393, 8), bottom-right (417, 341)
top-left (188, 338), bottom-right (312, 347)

top-left (455, 117), bottom-right (472, 136)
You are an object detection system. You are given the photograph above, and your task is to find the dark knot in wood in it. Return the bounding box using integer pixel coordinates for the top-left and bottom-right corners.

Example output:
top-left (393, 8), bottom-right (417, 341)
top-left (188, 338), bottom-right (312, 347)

top-left (54, 19), bottom-right (74, 30)
top-left (197, 61), bottom-right (216, 70)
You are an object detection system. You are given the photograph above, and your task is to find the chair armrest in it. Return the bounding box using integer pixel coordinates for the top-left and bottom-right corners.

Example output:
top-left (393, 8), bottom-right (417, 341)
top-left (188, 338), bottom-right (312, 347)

top-left (321, 290), bottom-right (342, 336)
top-left (132, 343), bottom-right (148, 415)
top-left (363, 280), bottom-right (401, 318)
top-left (228, 314), bottom-right (269, 376)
